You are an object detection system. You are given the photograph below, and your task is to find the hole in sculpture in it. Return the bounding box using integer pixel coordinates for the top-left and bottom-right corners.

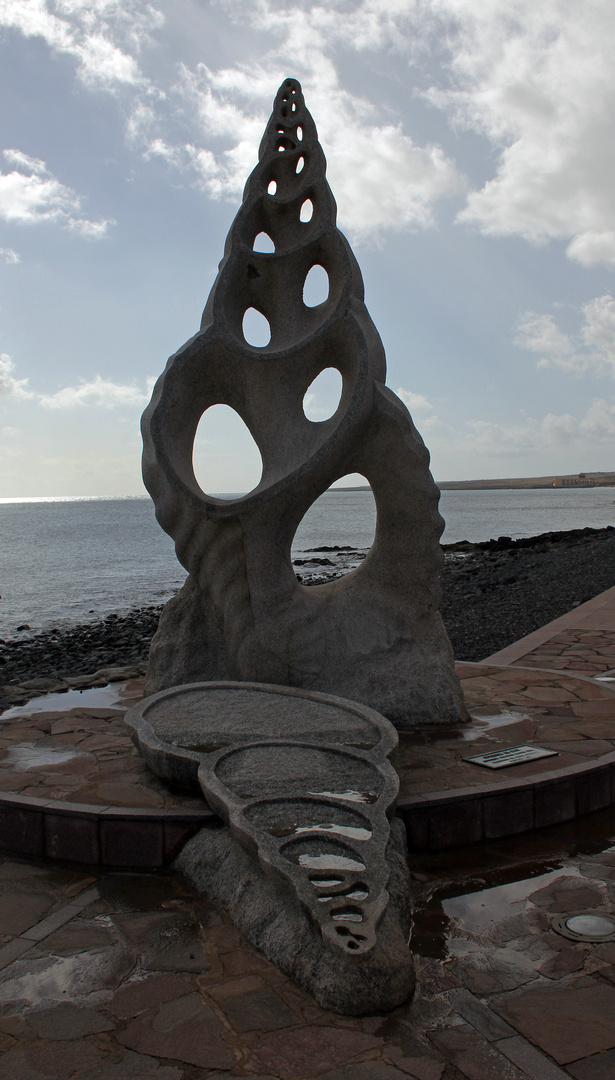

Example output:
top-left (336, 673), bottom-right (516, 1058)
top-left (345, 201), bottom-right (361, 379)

top-left (303, 264), bottom-right (329, 308)
top-left (335, 925), bottom-right (366, 941)
top-left (296, 156), bottom-right (305, 174)
top-left (297, 125), bottom-right (303, 141)
top-left (253, 231), bottom-right (275, 253)
top-left (291, 101), bottom-right (297, 113)
top-left (300, 198), bottom-right (313, 222)
top-left (192, 404), bottom-right (263, 497)
top-left (242, 308), bottom-right (271, 347)
top-left (303, 368), bottom-right (342, 421)
top-left (292, 475), bottom-right (376, 575)
top-left (331, 907), bottom-right (363, 922)
top-left (268, 180), bottom-right (277, 195)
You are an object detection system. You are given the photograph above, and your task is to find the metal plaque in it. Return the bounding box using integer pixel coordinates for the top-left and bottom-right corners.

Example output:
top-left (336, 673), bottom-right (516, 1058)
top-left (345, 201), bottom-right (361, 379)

top-left (464, 744), bottom-right (558, 770)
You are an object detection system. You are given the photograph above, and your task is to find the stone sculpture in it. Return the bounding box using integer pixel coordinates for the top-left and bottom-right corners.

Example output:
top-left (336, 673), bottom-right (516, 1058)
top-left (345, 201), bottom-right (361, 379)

top-left (142, 77), bottom-right (465, 728)
top-left (125, 680), bottom-right (414, 1014)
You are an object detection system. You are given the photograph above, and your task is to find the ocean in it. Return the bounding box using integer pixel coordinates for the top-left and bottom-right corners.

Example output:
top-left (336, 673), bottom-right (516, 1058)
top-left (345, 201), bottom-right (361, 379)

top-left (1, 486), bottom-right (614, 638)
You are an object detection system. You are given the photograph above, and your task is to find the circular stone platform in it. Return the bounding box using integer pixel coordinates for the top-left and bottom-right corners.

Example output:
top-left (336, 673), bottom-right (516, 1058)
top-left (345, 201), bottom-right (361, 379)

top-left (1, 662), bottom-right (615, 865)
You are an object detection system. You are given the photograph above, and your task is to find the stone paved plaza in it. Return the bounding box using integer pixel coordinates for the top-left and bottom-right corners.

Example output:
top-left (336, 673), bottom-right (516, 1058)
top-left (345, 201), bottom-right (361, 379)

top-left (2, 586), bottom-right (615, 1077)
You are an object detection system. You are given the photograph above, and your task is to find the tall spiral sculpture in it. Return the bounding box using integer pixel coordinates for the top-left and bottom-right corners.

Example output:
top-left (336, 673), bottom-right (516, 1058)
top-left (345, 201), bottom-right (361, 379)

top-left (142, 78), bottom-right (465, 729)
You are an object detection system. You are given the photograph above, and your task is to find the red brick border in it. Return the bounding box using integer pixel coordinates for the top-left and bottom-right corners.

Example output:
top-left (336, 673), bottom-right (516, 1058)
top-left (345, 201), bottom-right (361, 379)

top-left (2, 747), bottom-right (615, 863)
top-left (0, 789), bottom-right (215, 868)
top-left (397, 749), bottom-right (615, 851)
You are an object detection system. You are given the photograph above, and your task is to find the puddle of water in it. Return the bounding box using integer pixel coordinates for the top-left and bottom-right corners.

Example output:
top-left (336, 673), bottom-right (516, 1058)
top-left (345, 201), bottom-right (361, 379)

top-left (398, 711), bottom-right (533, 749)
top-left (411, 866), bottom-right (579, 961)
top-left (462, 711), bottom-right (533, 742)
top-left (318, 888), bottom-right (369, 902)
top-left (1, 684), bottom-right (129, 720)
top-left (307, 790), bottom-right (378, 804)
top-left (5, 740), bottom-right (87, 770)
top-left (409, 805), bottom-right (615, 960)
top-left (0, 949), bottom-right (126, 1011)
top-left (294, 824), bottom-right (372, 841)
top-left (442, 868), bottom-right (576, 934)
top-left (297, 854), bottom-right (366, 871)
top-left (332, 909), bottom-right (363, 922)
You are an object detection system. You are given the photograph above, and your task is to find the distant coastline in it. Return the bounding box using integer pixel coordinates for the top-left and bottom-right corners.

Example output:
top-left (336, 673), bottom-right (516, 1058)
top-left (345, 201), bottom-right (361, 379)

top-left (335, 472), bottom-right (615, 492)
top-left (438, 471), bottom-right (615, 491)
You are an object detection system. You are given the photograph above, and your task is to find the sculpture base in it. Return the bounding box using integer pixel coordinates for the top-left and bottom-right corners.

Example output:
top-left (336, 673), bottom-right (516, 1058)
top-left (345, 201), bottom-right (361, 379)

top-left (175, 817), bottom-right (414, 1015)
top-left (144, 574), bottom-right (468, 730)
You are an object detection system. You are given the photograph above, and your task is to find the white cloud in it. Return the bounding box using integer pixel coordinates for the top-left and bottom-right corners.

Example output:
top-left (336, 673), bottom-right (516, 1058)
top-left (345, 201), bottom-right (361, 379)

top-left (0, 354), bottom-right (155, 409)
top-left (396, 388), bottom-right (434, 413)
top-left (460, 398), bottom-right (615, 459)
top-left (5, 1), bottom-right (614, 259)
top-left (3, 149), bottom-right (48, 175)
top-left (516, 295), bottom-right (615, 376)
top-left (0, 354), bottom-right (32, 398)
top-left (396, 386), bottom-right (440, 428)
top-left (416, 0), bottom-right (615, 266)
top-left (0, 148), bottom-right (114, 237)
top-left (0, 0), bottom-right (162, 87)
top-left (0, 247), bottom-right (19, 264)
top-left (39, 374), bottom-right (151, 409)
top-left (171, 0), bottom-right (614, 261)
top-left (126, 21), bottom-right (464, 239)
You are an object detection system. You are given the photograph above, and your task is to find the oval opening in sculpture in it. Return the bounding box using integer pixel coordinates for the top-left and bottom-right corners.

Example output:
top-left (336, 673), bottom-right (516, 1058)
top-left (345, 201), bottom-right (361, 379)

top-left (253, 231), bottom-right (275, 253)
top-left (303, 368), bottom-right (342, 421)
top-left (192, 404), bottom-right (263, 497)
top-left (292, 475), bottom-right (376, 575)
top-left (296, 156), bottom-right (305, 174)
top-left (300, 198), bottom-right (313, 222)
top-left (297, 126), bottom-right (303, 141)
top-left (303, 264), bottom-right (329, 308)
top-left (242, 307), bottom-right (271, 347)
top-left (268, 179), bottom-right (277, 195)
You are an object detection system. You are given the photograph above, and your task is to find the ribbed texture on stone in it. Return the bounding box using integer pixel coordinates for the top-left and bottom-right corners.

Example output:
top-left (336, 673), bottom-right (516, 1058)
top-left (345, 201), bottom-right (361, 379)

top-left (141, 77), bottom-right (465, 728)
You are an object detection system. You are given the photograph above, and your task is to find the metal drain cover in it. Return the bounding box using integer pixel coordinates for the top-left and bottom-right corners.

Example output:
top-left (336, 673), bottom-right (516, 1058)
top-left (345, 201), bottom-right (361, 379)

top-left (551, 911), bottom-right (615, 942)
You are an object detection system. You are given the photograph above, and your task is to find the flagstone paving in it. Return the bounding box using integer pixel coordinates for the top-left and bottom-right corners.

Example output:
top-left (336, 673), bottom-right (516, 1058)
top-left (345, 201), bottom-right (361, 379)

top-left (1, 808), bottom-right (615, 1079)
top-left (492, 627), bottom-right (615, 678)
top-left (2, 663), bottom-right (615, 813)
top-left (2, 587), bottom-right (615, 1076)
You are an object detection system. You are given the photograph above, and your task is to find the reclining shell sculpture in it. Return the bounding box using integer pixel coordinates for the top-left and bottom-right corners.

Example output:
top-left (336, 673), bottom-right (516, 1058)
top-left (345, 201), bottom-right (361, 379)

top-left (142, 76), bottom-right (465, 730)
top-left (125, 681), bottom-right (414, 1014)
top-left (133, 77), bottom-right (467, 1013)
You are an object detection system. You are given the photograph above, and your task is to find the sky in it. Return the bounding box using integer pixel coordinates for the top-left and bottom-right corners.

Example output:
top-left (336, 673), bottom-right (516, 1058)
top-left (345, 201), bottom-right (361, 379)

top-left (1, 0), bottom-right (615, 497)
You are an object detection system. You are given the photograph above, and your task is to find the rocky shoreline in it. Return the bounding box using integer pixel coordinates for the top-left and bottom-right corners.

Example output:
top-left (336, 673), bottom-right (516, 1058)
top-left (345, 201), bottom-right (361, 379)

top-left (2, 525), bottom-right (615, 710)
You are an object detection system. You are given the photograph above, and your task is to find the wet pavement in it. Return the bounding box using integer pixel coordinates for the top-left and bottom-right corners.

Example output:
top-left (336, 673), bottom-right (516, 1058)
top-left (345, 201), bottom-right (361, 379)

top-left (1, 809), bottom-right (615, 1078)
top-left (3, 664), bottom-right (615, 812)
top-left (2, 588), bottom-right (615, 1076)
top-left (0, 679), bottom-right (205, 811)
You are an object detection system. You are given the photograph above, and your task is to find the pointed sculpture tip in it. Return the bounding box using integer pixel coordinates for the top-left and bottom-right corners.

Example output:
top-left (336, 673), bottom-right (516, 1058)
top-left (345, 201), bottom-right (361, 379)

top-left (274, 76), bottom-right (304, 113)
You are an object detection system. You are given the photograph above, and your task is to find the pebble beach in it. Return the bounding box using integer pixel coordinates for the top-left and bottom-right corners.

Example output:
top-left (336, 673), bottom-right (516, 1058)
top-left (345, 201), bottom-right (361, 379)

top-left (2, 524), bottom-right (615, 709)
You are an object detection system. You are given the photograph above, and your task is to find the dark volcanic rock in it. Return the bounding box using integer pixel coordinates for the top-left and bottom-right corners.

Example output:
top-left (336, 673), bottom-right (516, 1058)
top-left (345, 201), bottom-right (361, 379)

top-left (440, 525), bottom-right (615, 661)
top-left (2, 526), bottom-right (615, 687)
top-left (0, 607), bottom-right (161, 688)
